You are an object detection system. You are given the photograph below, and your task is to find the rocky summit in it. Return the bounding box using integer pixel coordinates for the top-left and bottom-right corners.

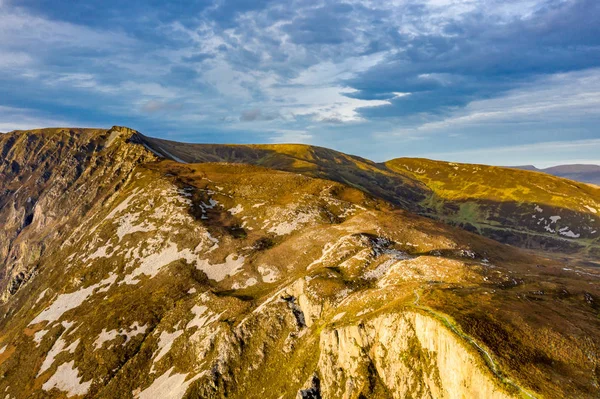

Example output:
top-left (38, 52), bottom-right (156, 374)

top-left (0, 126), bottom-right (599, 399)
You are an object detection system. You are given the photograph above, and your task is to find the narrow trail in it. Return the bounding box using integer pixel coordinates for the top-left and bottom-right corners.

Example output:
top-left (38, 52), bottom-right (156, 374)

top-left (412, 289), bottom-right (537, 399)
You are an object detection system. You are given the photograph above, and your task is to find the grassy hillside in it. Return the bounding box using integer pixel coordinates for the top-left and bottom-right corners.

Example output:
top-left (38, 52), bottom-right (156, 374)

top-left (0, 127), bottom-right (599, 398)
top-left (141, 136), bottom-right (430, 211)
top-left (386, 158), bottom-right (600, 258)
top-left (140, 135), bottom-right (600, 258)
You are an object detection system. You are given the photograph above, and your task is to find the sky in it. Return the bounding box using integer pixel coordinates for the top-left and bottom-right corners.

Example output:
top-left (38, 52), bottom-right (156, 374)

top-left (0, 0), bottom-right (599, 167)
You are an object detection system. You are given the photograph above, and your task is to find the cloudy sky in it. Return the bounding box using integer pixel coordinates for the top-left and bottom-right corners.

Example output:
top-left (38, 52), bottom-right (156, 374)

top-left (1, 0), bottom-right (599, 166)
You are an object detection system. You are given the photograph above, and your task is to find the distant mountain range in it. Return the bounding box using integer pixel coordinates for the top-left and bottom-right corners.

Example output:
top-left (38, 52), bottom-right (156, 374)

top-left (512, 164), bottom-right (600, 185)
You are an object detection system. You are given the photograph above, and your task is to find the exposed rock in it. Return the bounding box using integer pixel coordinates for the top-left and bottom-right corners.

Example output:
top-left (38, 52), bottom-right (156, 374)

top-left (0, 127), bottom-right (597, 399)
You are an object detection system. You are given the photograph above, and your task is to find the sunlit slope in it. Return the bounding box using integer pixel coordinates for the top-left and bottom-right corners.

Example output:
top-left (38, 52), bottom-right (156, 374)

top-left (386, 158), bottom-right (600, 255)
top-left (1, 127), bottom-right (600, 398)
top-left (3, 155), bottom-right (600, 398)
top-left (142, 136), bottom-right (600, 256)
top-left (141, 136), bottom-right (429, 211)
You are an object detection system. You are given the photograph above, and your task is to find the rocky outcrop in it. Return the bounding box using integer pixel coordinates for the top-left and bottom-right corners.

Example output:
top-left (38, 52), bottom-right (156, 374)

top-left (0, 127), bottom-right (598, 399)
top-left (317, 311), bottom-right (514, 399)
top-left (0, 126), bottom-right (156, 300)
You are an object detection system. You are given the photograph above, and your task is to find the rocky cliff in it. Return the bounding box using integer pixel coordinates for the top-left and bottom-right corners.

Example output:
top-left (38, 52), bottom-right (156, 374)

top-left (0, 127), bottom-right (598, 398)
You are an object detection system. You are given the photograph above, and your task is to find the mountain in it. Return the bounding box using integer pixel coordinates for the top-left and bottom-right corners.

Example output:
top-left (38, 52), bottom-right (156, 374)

top-left (0, 127), bottom-right (599, 398)
top-left (513, 164), bottom-right (600, 186)
top-left (142, 137), bottom-right (600, 258)
top-left (386, 158), bottom-right (600, 258)
top-left (512, 165), bottom-right (541, 172)
top-left (543, 164), bottom-right (600, 186)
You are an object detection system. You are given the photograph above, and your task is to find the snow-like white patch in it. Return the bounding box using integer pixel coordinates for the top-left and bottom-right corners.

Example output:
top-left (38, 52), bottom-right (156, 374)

top-left (152, 329), bottom-right (183, 367)
top-left (196, 254), bottom-right (245, 281)
top-left (228, 204), bottom-right (243, 215)
top-left (123, 322), bottom-right (148, 344)
top-left (559, 229), bottom-right (580, 238)
top-left (34, 328), bottom-right (49, 345)
top-left (252, 202), bottom-right (265, 208)
top-left (123, 239), bottom-right (242, 285)
top-left (534, 205), bottom-right (543, 213)
top-left (356, 308), bottom-right (372, 317)
top-left (332, 312), bottom-right (345, 322)
top-left (0, 345), bottom-right (6, 354)
top-left (266, 210), bottom-right (316, 236)
top-left (94, 322), bottom-right (147, 350)
top-left (549, 215), bottom-right (561, 223)
top-left (30, 275), bottom-right (116, 325)
top-left (123, 242), bottom-right (196, 285)
top-left (158, 146), bottom-right (187, 164)
top-left (93, 329), bottom-right (119, 350)
top-left (185, 305), bottom-right (222, 331)
top-left (187, 287), bottom-right (197, 294)
top-left (258, 266), bottom-right (279, 283)
top-left (143, 143), bottom-right (163, 158)
top-left (85, 243), bottom-right (113, 261)
top-left (196, 231), bottom-right (219, 253)
top-left (231, 277), bottom-right (258, 289)
top-left (459, 249), bottom-right (476, 259)
top-left (35, 288), bottom-right (50, 304)
top-left (178, 188), bottom-right (193, 197)
top-left (200, 198), bottom-right (219, 210)
top-left (38, 322), bottom-right (78, 376)
top-left (544, 225), bottom-right (555, 233)
top-left (363, 258), bottom-right (398, 280)
top-left (336, 288), bottom-right (352, 301)
top-left (116, 213), bottom-right (156, 241)
top-left (135, 367), bottom-right (205, 399)
top-left (42, 360), bottom-right (92, 397)
top-left (106, 190), bottom-right (139, 220)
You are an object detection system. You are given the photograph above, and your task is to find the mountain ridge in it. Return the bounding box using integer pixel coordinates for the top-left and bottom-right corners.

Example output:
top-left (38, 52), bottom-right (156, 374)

top-left (0, 126), bottom-right (599, 398)
top-left (512, 163), bottom-right (600, 185)
top-left (3, 127), bottom-right (599, 259)
top-left (134, 133), bottom-right (600, 258)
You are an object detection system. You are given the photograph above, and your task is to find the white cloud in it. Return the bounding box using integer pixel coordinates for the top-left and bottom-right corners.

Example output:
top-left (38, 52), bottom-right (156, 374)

top-left (263, 86), bottom-right (390, 123)
top-left (395, 68), bottom-right (600, 134)
top-left (269, 129), bottom-right (313, 143)
top-left (0, 50), bottom-right (33, 69)
top-left (0, 106), bottom-right (75, 132)
top-left (422, 138), bottom-right (600, 168)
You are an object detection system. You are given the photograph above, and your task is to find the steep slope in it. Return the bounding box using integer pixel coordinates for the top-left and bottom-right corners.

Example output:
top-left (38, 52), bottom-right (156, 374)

top-left (386, 158), bottom-right (600, 257)
top-left (0, 128), bottom-right (598, 398)
top-left (0, 126), bottom-right (156, 300)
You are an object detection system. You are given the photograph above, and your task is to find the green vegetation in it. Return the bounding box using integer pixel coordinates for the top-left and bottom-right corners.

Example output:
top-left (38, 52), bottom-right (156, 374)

top-left (0, 127), bottom-right (598, 398)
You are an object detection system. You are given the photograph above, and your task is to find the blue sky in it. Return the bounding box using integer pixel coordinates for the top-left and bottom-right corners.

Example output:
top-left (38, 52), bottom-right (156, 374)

top-left (0, 0), bottom-right (599, 166)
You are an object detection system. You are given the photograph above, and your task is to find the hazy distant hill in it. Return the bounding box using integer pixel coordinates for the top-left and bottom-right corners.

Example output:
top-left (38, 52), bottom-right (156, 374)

top-left (512, 164), bottom-right (600, 185)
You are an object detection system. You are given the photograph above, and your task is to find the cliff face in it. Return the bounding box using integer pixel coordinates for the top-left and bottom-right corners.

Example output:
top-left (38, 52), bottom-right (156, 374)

top-left (317, 312), bottom-right (513, 399)
top-left (0, 127), bottom-right (598, 398)
top-left (0, 126), bottom-right (155, 299)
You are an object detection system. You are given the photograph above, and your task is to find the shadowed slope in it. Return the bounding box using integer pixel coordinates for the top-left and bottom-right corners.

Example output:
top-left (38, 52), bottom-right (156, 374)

top-left (140, 135), bottom-right (430, 211)
top-left (140, 135), bottom-right (600, 258)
